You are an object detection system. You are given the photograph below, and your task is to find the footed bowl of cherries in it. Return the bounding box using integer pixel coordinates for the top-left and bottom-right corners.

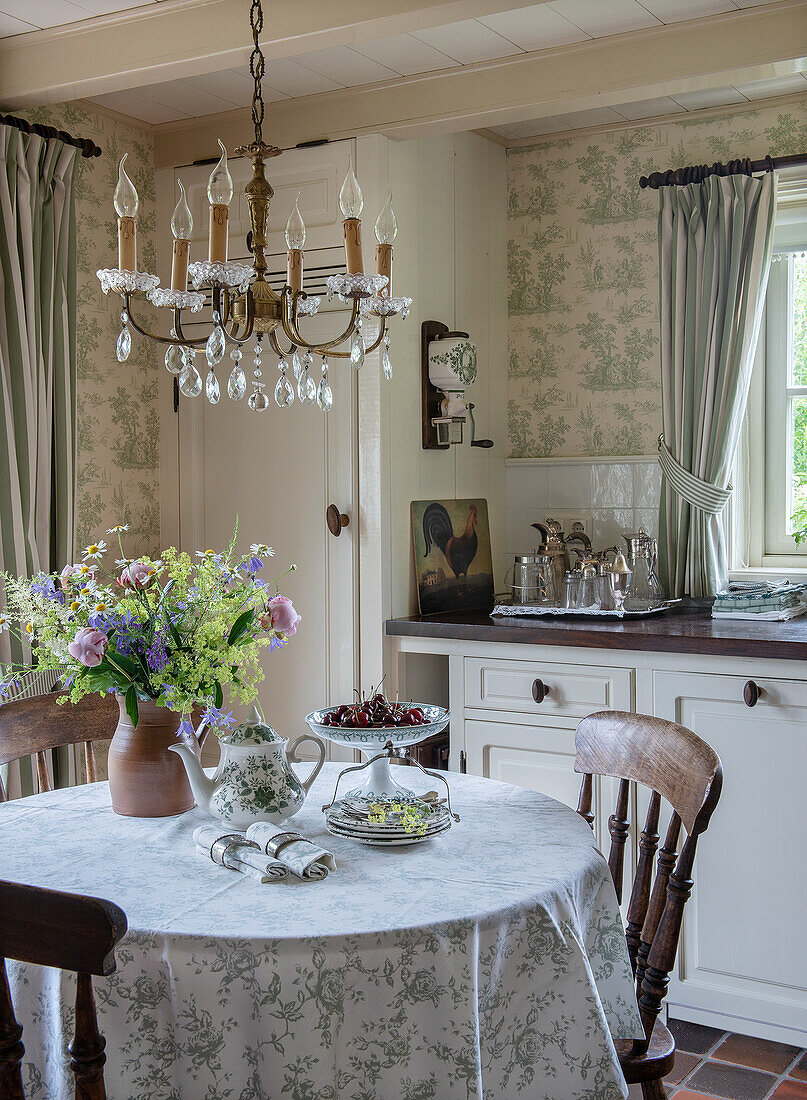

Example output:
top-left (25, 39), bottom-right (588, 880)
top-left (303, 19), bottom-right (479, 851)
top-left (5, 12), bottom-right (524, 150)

top-left (306, 689), bottom-right (450, 802)
top-left (306, 692), bottom-right (448, 750)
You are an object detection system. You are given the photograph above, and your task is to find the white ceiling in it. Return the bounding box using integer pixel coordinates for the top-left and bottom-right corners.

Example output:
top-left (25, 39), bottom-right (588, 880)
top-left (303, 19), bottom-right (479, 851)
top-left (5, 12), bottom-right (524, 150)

top-left (1, 0), bottom-right (804, 137)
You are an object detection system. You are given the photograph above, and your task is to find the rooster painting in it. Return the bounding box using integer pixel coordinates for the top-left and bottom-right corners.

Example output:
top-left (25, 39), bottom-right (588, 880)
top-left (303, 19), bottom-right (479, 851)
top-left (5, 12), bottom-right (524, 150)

top-left (413, 498), bottom-right (494, 614)
top-left (422, 502), bottom-right (479, 584)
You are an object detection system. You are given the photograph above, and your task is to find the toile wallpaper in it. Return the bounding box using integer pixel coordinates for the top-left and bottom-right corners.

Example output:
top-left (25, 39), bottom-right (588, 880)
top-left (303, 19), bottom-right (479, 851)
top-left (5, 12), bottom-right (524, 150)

top-left (23, 102), bottom-right (160, 558)
top-left (507, 95), bottom-right (807, 459)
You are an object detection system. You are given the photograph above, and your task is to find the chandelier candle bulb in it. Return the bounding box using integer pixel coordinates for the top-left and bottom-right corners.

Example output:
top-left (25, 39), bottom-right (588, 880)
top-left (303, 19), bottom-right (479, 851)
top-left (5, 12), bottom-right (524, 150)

top-left (339, 156), bottom-right (364, 275)
top-left (113, 154), bottom-right (139, 272)
top-left (207, 140), bottom-right (233, 263)
top-left (170, 179), bottom-right (193, 292)
top-left (374, 188), bottom-right (397, 290)
top-left (285, 192), bottom-right (306, 293)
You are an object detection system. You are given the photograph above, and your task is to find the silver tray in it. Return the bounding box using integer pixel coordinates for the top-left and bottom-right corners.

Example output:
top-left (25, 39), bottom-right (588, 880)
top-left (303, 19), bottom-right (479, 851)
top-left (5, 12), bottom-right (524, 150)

top-left (491, 599), bottom-right (682, 620)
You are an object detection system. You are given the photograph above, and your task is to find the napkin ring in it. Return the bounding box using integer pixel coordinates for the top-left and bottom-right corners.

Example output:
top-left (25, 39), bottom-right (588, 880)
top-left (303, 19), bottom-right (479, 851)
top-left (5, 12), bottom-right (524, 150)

top-left (209, 833), bottom-right (258, 866)
top-left (264, 831), bottom-right (308, 856)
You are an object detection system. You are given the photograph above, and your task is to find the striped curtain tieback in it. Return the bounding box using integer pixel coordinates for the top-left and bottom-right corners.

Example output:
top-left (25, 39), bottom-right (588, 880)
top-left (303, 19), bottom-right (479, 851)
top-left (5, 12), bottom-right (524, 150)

top-left (657, 434), bottom-right (733, 515)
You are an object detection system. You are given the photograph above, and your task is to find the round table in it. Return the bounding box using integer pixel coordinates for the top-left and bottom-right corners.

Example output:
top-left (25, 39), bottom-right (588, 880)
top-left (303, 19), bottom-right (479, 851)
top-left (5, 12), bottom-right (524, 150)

top-left (1, 762), bottom-right (642, 1099)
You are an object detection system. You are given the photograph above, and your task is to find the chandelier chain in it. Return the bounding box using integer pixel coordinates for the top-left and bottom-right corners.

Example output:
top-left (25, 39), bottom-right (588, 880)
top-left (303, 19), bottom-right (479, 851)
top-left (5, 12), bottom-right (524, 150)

top-left (248, 0), bottom-right (265, 146)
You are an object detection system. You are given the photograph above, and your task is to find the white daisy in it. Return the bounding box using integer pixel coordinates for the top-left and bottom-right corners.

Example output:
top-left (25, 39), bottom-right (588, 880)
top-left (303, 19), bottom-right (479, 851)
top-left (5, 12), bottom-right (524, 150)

top-left (0, 615), bottom-right (9, 633)
top-left (76, 563), bottom-right (97, 578)
top-left (107, 524), bottom-right (129, 534)
top-left (115, 557), bottom-right (133, 567)
top-left (250, 543), bottom-right (275, 557)
top-left (196, 549), bottom-right (218, 559)
top-left (82, 540), bottom-right (107, 560)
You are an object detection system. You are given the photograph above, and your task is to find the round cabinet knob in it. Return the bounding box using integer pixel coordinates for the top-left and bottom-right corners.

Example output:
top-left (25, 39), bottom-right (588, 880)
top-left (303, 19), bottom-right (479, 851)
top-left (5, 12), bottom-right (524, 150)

top-left (743, 680), bottom-right (763, 708)
top-left (532, 678), bottom-right (550, 704)
top-left (326, 504), bottom-right (350, 537)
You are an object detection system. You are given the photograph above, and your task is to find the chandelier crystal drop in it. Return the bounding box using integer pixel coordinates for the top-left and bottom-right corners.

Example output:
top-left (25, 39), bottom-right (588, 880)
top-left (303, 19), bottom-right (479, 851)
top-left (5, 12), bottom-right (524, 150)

top-left (96, 0), bottom-right (412, 416)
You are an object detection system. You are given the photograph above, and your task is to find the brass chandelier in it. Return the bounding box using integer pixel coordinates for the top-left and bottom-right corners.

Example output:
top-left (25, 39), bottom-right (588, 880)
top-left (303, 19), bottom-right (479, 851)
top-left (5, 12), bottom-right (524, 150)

top-left (97, 0), bottom-right (412, 412)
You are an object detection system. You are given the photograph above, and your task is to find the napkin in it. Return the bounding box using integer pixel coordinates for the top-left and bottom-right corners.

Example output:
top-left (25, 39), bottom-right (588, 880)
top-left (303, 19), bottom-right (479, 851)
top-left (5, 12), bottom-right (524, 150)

top-left (193, 825), bottom-right (288, 883)
top-left (245, 822), bottom-right (336, 879)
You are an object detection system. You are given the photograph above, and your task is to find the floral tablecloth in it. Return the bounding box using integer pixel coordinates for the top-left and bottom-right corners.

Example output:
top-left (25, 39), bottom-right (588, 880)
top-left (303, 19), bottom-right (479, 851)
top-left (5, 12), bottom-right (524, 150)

top-left (1, 762), bottom-right (642, 1099)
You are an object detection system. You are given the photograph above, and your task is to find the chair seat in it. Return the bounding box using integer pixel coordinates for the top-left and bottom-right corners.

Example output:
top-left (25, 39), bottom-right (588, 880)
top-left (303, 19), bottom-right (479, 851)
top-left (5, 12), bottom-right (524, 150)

top-left (616, 1019), bottom-right (675, 1083)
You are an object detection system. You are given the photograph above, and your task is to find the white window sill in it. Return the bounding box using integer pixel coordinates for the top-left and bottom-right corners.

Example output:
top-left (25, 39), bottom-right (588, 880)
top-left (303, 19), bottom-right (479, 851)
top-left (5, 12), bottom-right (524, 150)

top-left (729, 566), bottom-right (807, 583)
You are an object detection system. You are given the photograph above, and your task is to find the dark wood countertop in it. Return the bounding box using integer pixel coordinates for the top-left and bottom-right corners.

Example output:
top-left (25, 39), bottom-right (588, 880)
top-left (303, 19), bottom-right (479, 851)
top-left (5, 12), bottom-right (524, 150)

top-left (385, 603), bottom-right (807, 660)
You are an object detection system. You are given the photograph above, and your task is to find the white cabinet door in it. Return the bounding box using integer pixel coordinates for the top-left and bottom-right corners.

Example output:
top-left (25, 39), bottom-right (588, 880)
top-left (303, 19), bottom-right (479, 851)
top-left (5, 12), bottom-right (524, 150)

top-left (465, 718), bottom-right (610, 846)
top-left (653, 670), bottom-right (807, 1044)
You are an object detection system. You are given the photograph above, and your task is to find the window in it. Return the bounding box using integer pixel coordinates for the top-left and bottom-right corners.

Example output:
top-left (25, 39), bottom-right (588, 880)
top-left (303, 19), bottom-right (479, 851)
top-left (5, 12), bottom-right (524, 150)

top-left (733, 175), bottom-right (807, 571)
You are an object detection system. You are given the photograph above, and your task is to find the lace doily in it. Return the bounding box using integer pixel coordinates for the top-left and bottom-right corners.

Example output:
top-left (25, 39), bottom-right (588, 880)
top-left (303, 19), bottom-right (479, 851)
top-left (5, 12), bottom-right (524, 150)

top-left (188, 261), bottom-right (254, 292)
top-left (97, 269), bottom-right (160, 295)
top-left (148, 287), bottom-right (206, 312)
top-left (326, 273), bottom-right (388, 302)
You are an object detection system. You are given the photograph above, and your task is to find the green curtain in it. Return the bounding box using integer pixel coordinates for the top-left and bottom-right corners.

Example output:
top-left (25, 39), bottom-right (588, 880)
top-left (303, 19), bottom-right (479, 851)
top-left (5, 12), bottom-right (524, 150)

top-left (0, 126), bottom-right (79, 797)
top-left (658, 172), bottom-right (776, 597)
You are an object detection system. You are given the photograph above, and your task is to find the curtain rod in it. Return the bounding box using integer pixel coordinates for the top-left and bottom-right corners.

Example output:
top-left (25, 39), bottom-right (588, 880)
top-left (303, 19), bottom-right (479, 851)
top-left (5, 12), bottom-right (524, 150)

top-left (0, 112), bottom-right (102, 159)
top-left (639, 151), bottom-right (807, 190)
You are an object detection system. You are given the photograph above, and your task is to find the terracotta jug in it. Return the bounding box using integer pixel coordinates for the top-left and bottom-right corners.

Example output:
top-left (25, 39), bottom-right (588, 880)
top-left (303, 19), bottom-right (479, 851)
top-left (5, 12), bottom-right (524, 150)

top-left (108, 696), bottom-right (204, 817)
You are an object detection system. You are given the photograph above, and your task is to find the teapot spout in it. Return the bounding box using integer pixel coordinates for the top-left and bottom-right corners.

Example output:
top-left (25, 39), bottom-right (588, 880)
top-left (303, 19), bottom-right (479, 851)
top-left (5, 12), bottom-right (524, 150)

top-left (168, 743), bottom-right (216, 813)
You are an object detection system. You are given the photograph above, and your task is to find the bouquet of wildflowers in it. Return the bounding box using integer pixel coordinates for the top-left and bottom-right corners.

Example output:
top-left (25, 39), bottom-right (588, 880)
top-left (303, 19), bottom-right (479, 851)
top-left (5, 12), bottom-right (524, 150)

top-left (0, 522), bottom-right (300, 733)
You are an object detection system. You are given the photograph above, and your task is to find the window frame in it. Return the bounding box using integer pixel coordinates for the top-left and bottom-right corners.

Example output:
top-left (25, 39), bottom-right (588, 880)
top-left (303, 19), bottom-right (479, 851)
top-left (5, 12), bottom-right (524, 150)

top-left (731, 174), bottom-right (807, 574)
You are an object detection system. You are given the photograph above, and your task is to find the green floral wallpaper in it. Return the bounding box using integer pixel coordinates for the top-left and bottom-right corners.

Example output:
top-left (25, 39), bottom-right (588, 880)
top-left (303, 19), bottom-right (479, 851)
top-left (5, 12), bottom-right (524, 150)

top-left (507, 95), bottom-right (807, 458)
top-left (22, 102), bottom-right (160, 557)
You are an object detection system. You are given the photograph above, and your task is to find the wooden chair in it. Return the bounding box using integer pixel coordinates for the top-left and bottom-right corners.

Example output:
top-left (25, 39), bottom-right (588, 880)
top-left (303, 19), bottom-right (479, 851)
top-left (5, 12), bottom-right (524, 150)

top-left (574, 710), bottom-right (722, 1100)
top-left (0, 879), bottom-right (127, 1099)
top-left (0, 691), bottom-right (118, 801)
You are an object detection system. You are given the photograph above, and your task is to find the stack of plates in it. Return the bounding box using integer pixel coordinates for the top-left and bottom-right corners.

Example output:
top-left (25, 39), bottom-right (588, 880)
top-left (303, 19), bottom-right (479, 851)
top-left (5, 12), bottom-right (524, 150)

top-left (325, 797), bottom-right (452, 846)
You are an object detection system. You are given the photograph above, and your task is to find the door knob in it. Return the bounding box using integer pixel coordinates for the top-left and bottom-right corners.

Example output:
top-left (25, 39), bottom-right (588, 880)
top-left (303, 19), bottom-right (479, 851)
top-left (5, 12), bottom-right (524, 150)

top-left (743, 680), bottom-right (763, 707)
top-left (532, 678), bottom-right (550, 704)
top-left (326, 504), bottom-right (350, 537)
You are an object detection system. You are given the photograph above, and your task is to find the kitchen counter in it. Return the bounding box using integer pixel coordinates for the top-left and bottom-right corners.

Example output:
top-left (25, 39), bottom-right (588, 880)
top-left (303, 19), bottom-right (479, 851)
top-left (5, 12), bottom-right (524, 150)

top-left (385, 602), bottom-right (807, 661)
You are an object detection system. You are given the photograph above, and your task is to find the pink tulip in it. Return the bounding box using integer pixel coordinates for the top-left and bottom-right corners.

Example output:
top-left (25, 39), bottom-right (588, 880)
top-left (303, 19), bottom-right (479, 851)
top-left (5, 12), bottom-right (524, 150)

top-left (67, 627), bottom-right (108, 668)
top-left (119, 561), bottom-right (155, 589)
top-left (261, 596), bottom-right (301, 638)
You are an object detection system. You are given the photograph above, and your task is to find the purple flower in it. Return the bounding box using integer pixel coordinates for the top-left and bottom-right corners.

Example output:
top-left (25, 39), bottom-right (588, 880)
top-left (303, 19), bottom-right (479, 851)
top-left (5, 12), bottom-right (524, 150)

top-left (31, 575), bottom-right (65, 605)
top-left (0, 678), bottom-right (20, 700)
top-left (176, 719), bottom-right (196, 742)
top-left (268, 636), bottom-right (288, 652)
top-left (201, 706), bottom-right (234, 730)
top-left (240, 557), bottom-right (263, 577)
top-left (145, 633), bottom-right (169, 672)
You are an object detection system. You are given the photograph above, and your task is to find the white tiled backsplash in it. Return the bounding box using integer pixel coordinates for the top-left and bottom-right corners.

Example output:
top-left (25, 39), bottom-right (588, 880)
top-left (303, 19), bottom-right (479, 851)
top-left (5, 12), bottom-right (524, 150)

top-left (506, 457), bottom-right (662, 560)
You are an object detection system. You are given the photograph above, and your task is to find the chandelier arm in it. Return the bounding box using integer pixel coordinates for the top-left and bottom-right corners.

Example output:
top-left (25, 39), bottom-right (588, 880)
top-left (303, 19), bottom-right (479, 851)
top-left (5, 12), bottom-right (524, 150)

top-left (172, 309), bottom-right (208, 348)
top-left (280, 319), bottom-right (387, 360)
top-left (221, 287), bottom-right (256, 346)
top-left (121, 292), bottom-right (206, 348)
top-left (281, 290), bottom-right (361, 352)
top-left (267, 329), bottom-right (295, 359)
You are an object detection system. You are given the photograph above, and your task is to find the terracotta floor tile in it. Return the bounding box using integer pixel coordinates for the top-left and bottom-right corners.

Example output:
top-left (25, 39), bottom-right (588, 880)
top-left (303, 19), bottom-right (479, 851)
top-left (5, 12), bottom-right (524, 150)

top-left (686, 1061), bottom-right (776, 1100)
top-left (672, 1092), bottom-right (725, 1099)
top-left (713, 1033), bottom-right (802, 1074)
top-left (669, 1018), bottom-right (728, 1055)
top-left (771, 1082), bottom-right (807, 1099)
top-left (790, 1054), bottom-right (807, 1082)
top-left (667, 1052), bottom-right (701, 1085)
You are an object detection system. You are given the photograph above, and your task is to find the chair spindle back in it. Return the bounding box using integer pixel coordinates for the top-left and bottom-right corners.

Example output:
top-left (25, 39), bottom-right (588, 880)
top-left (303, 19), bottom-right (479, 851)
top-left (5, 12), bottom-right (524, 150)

top-left (574, 710), bottom-right (722, 1054)
top-left (0, 879), bottom-right (127, 1100)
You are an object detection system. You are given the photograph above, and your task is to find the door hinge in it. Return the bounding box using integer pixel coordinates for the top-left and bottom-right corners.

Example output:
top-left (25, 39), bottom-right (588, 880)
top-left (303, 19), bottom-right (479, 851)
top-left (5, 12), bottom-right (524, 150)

top-left (173, 376), bottom-right (179, 413)
top-left (459, 749), bottom-right (467, 774)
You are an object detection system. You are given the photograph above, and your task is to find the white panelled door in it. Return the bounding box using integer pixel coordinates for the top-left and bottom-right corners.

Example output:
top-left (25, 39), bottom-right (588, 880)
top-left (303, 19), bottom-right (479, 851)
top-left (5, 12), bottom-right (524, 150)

top-left (163, 142), bottom-right (359, 754)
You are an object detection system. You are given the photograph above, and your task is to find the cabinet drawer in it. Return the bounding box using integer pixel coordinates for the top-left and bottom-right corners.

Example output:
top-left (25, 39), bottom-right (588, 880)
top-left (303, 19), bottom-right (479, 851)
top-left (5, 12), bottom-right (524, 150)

top-left (464, 657), bottom-right (632, 718)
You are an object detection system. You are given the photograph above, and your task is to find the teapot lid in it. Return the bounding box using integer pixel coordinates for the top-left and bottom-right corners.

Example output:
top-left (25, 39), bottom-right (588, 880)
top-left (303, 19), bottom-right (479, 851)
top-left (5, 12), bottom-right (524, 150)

top-left (228, 704), bottom-right (284, 744)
